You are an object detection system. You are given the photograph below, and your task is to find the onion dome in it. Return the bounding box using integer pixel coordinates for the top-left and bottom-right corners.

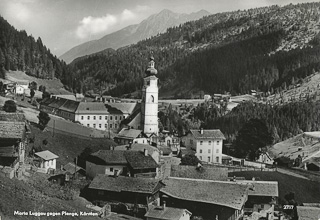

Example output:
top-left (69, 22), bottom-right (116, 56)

top-left (145, 56), bottom-right (158, 76)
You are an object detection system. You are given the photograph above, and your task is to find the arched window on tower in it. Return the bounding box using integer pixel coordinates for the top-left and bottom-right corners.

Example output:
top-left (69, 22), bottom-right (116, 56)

top-left (149, 95), bottom-right (154, 103)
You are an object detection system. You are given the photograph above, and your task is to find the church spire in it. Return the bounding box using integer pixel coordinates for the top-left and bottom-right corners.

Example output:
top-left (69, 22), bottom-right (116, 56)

top-left (145, 52), bottom-right (158, 76)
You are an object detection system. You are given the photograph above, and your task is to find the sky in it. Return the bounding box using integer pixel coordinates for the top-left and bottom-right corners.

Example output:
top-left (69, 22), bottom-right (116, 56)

top-left (0, 0), bottom-right (316, 57)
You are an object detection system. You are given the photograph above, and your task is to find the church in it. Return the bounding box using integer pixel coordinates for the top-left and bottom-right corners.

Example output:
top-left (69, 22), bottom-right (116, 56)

top-left (117, 55), bottom-right (159, 141)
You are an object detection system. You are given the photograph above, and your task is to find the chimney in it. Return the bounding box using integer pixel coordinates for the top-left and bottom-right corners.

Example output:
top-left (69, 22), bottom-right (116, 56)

top-left (200, 128), bottom-right (204, 135)
top-left (144, 149), bottom-right (148, 156)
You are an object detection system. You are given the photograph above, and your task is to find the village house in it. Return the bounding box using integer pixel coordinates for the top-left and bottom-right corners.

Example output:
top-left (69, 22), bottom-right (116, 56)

top-left (233, 179), bottom-right (278, 218)
top-left (296, 204), bottom-right (320, 220)
top-left (34, 150), bottom-right (59, 173)
top-left (87, 175), bottom-right (164, 217)
top-left (256, 152), bottom-right (274, 165)
top-left (115, 143), bottom-right (161, 164)
top-left (145, 203), bottom-right (192, 220)
top-left (86, 149), bottom-right (159, 179)
top-left (151, 134), bottom-right (181, 155)
top-left (114, 128), bottom-right (148, 145)
top-left (14, 81), bottom-right (29, 95)
top-left (160, 177), bottom-right (248, 220)
top-left (0, 112), bottom-right (27, 178)
top-left (183, 128), bottom-right (226, 164)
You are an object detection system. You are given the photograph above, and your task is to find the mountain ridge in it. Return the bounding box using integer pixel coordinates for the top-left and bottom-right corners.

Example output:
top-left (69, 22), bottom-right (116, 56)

top-left (59, 9), bottom-right (210, 64)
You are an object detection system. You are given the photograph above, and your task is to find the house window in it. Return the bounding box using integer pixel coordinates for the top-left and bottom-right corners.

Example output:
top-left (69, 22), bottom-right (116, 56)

top-left (99, 124), bottom-right (101, 128)
top-left (110, 116), bottom-right (113, 120)
top-left (98, 191), bottom-right (104, 196)
top-left (208, 157), bottom-right (211, 162)
top-left (87, 124), bottom-right (90, 127)
top-left (99, 116), bottom-right (102, 120)
top-left (115, 124), bottom-right (118, 128)
top-left (105, 116), bottom-right (108, 120)
top-left (93, 116), bottom-right (96, 120)
top-left (216, 157), bottom-right (219, 163)
top-left (110, 168), bottom-right (113, 172)
top-left (200, 149), bottom-right (202, 153)
top-left (199, 156), bottom-right (202, 160)
top-left (115, 116), bottom-right (118, 120)
top-left (208, 149), bottom-right (211, 153)
top-left (209, 141), bottom-right (211, 145)
top-left (200, 141), bottom-right (203, 145)
top-left (216, 149), bottom-right (219, 153)
top-left (81, 116), bottom-right (84, 120)
top-left (93, 124), bottom-right (96, 128)
top-left (105, 124), bottom-right (108, 128)
top-left (110, 124), bottom-right (113, 128)
top-left (87, 116), bottom-right (90, 120)
top-left (217, 141), bottom-right (220, 145)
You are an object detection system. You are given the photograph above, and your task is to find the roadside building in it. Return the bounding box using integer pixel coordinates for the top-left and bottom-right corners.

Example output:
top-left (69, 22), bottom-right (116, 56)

top-left (183, 128), bottom-right (226, 164)
top-left (86, 149), bottom-right (159, 179)
top-left (161, 177), bottom-right (248, 220)
top-left (297, 204), bottom-right (320, 220)
top-left (34, 150), bottom-right (59, 173)
top-left (256, 152), bottom-right (274, 165)
top-left (145, 204), bottom-right (192, 220)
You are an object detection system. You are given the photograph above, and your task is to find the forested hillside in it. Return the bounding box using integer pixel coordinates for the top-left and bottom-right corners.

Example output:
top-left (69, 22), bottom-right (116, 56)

top-left (202, 101), bottom-right (320, 143)
top-left (0, 16), bottom-right (72, 87)
top-left (68, 2), bottom-right (320, 98)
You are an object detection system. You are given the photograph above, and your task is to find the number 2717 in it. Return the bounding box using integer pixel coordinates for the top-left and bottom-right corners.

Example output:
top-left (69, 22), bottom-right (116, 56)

top-left (283, 205), bottom-right (294, 210)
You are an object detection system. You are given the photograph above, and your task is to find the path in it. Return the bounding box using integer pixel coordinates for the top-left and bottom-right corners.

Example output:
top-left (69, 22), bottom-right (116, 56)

top-left (277, 168), bottom-right (309, 180)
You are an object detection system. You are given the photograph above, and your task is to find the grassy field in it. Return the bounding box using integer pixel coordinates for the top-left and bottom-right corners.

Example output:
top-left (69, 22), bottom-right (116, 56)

top-left (5, 70), bottom-right (71, 95)
top-left (29, 124), bottom-right (116, 168)
top-left (229, 171), bottom-right (320, 204)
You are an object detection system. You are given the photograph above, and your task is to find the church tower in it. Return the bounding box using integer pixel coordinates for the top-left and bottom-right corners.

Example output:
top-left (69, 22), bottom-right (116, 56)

top-left (141, 55), bottom-right (159, 136)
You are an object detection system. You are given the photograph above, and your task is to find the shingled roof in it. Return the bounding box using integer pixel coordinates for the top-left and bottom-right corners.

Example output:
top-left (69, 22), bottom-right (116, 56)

top-left (89, 175), bottom-right (164, 194)
top-left (117, 128), bottom-right (144, 140)
top-left (88, 150), bottom-right (158, 169)
top-left (145, 206), bottom-right (191, 220)
top-left (234, 180), bottom-right (279, 197)
top-left (170, 165), bottom-right (228, 181)
top-left (35, 150), bottom-right (59, 161)
top-left (59, 100), bottom-right (80, 113)
top-left (161, 177), bottom-right (248, 210)
top-left (297, 206), bottom-right (320, 220)
top-left (0, 121), bottom-right (25, 139)
top-left (106, 103), bottom-right (139, 115)
top-left (76, 102), bottom-right (108, 114)
top-left (190, 129), bottom-right (226, 140)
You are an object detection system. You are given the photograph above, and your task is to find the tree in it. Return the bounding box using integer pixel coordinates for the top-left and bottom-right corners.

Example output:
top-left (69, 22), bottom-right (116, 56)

top-left (29, 81), bottom-right (37, 90)
top-left (38, 111), bottom-right (50, 130)
top-left (234, 118), bottom-right (273, 160)
top-left (30, 88), bottom-right (35, 98)
top-left (180, 154), bottom-right (201, 166)
top-left (3, 100), bottom-right (17, 112)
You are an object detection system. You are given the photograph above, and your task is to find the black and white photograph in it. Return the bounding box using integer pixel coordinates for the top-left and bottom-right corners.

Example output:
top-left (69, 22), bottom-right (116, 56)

top-left (0, 0), bottom-right (320, 219)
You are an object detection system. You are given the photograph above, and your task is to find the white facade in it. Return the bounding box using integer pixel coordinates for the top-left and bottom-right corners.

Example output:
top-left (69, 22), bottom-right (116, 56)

top-left (86, 161), bottom-right (125, 179)
top-left (15, 85), bottom-right (26, 95)
top-left (75, 113), bottom-right (111, 130)
top-left (40, 159), bottom-right (57, 172)
top-left (195, 139), bottom-right (224, 164)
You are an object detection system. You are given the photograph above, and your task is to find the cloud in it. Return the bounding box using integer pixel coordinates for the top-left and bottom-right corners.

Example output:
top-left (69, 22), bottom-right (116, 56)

top-left (6, 2), bottom-right (31, 22)
top-left (121, 9), bottom-right (136, 21)
top-left (76, 14), bottom-right (117, 39)
top-left (135, 5), bottom-right (151, 12)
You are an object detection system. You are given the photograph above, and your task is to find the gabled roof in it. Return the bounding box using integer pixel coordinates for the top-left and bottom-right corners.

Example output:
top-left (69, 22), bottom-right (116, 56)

top-left (0, 122), bottom-right (25, 139)
top-left (52, 94), bottom-right (76, 101)
top-left (145, 206), bottom-right (191, 220)
top-left (89, 175), bottom-right (163, 194)
top-left (59, 99), bottom-right (80, 113)
top-left (161, 177), bottom-right (248, 210)
top-left (297, 206), bottom-right (320, 220)
top-left (76, 102), bottom-right (108, 114)
top-left (190, 129), bottom-right (226, 140)
top-left (170, 165), bottom-right (228, 181)
top-left (115, 144), bottom-right (160, 155)
top-left (159, 146), bottom-right (172, 156)
top-left (88, 150), bottom-right (158, 169)
top-left (0, 112), bottom-right (26, 122)
top-left (63, 162), bottom-right (84, 174)
top-left (106, 103), bottom-right (139, 115)
top-left (116, 128), bottom-right (144, 140)
top-left (48, 98), bottom-right (67, 109)
top-left (234, 180), bottom-right (279, 197)
top-left (35, 150), bottom-right (59, 160)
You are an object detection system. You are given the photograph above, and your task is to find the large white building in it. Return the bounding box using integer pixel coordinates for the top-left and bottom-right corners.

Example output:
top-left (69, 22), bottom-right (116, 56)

top-left (141, 56), bottom-right (159, 136)
top-left (184, 129), bottom-right (226, 164)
